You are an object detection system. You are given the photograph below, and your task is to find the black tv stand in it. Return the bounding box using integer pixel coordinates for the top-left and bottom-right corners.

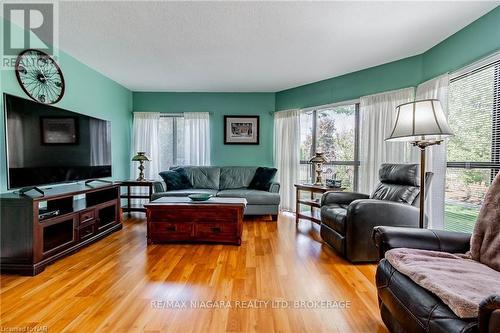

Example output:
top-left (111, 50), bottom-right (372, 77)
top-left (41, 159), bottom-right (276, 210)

top-left (85, 179), bottom-right (113, 186)
top-left (18, 186), bottom-right (45, 197)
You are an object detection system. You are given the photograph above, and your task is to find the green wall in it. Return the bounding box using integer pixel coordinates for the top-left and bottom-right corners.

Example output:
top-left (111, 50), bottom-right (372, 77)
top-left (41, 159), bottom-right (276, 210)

top-left (133, 92), bottom-right (275, 167)
top-left (276, 6), bottom-right (500, 110)
top-left (422, 6), bottom-right (500, 81)
top-left (0, 19), bottom-right (133, 192)
top-left (276, 55), bottom-right (422, 110)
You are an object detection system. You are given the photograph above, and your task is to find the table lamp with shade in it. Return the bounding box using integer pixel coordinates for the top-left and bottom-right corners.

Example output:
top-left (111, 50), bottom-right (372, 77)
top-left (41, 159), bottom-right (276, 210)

top-left (385, 99), bottom-right (453, 228)
top-left (132, 152), bottom-right (150, 181)
top-left (309, 152), bottom-right (328, 186)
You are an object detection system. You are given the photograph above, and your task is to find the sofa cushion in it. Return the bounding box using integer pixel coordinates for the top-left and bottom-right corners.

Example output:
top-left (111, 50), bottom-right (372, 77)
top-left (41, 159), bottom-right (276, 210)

top-left (248, 167), bottom-right (277, 191)
top-left (370, 183), bottom-right (420, 204)
top-left (219, 166), bottom-right (258, 190)
top-left (158, 169), bottom-right (192, 191)
top-left (216, 189), bottom-right (280, 205)
top-left (152, 189), bottom-right (218, 199)
top-left (173, 166), bottom-right (220, 190)
top-left (320, 205), bottom-right (348, 234)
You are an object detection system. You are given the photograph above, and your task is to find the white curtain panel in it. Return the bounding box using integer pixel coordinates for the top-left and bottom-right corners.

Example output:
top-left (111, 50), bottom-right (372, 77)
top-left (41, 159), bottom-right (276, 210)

top-left (359, 88), bottom-right (416, 193)
top-left (416, 74), bottom-right (450, 229)
top-left (183, 112), bottom-right (210, 166)
top-left (131, 112), bottom-right (160, 180)
top-left (274, 109), bottom-right (301, 211)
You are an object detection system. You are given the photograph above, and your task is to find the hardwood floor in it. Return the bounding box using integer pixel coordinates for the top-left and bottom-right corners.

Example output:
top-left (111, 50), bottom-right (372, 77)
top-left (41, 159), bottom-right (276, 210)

top-left (0, 213), bottom-right (388, 333)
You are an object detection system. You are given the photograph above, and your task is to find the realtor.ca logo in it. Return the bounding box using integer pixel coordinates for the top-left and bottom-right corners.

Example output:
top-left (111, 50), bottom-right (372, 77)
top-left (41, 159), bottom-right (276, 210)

top-left (2, 1), bottom-right (59, 69)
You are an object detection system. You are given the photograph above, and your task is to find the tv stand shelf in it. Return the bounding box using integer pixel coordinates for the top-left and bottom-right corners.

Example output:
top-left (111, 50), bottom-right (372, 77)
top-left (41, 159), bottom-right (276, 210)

top-left (0, 183), bottom-right (122, 276)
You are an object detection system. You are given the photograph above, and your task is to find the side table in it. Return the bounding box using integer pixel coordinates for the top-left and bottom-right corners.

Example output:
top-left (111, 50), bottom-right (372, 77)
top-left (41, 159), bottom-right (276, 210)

top-left (119, 180), bottom-right (154, 215)
top-left (294, 184), bottom-right (344, 224)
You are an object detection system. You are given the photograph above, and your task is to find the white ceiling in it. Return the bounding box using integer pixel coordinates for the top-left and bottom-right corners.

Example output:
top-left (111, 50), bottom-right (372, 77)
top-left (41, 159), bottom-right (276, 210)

top-left (58, 1), bottom-right (498, 92)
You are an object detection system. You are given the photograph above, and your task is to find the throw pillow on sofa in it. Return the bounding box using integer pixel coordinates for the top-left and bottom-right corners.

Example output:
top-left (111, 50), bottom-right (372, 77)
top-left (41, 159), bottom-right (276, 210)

top-left (248, 167), bottom-right (277, 191)
top-left (159, 168), bottom-right (192, 190)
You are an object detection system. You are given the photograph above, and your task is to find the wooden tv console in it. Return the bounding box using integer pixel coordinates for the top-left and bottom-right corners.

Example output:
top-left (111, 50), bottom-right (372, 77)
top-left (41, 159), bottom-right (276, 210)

top-left (0, 183), bottom-right (122, 275)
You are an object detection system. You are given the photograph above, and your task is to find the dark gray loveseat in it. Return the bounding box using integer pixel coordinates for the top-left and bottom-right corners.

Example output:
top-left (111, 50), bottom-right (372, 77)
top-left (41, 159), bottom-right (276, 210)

top-left (152, 166), bottom-right (280, 219)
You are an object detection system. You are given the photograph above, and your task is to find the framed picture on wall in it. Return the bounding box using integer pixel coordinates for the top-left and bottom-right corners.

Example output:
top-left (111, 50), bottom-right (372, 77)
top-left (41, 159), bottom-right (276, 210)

top-left (40, 117), bottom-right (79, 144)
top-left (224, 115), bottom-right (259, 145)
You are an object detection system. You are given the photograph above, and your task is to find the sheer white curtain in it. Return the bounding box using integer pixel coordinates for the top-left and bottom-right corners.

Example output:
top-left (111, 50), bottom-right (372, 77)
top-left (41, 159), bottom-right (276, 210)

top-left (416, 74), bottom-right (450, 229)
top-left (359, 88), bottom-right (416, 193)
top-left (274, 109), bottom-right (301, 212)
top-left (183, 112), bottom-right (210, 165)
top-left (131, 112), bottom-right (160, 180)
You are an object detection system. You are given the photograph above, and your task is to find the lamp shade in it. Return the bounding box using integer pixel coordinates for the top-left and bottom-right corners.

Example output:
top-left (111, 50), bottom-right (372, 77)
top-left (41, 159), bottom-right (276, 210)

top-left (309, 152), bottom-right (327, 164)
top-left (131, 152), bottom-right (150, 161)
top-left (386, 99), bottom-right (453, 143)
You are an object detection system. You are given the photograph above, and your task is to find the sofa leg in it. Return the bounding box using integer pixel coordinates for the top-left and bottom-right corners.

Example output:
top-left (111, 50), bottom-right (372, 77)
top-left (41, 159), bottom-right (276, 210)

top-left (271, 214), bottom-right (278, 221)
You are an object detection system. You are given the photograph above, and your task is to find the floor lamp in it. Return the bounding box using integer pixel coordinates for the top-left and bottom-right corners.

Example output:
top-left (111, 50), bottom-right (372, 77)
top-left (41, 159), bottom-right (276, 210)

top-left (386, 99), bottom-right (453, 228)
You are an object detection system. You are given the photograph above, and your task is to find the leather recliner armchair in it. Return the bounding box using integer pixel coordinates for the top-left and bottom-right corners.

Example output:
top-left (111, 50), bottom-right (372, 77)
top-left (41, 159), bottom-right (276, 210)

top-left (320, 163), bottom-right (432, 262)
top-left (372, 226), bottom-right (500, 333)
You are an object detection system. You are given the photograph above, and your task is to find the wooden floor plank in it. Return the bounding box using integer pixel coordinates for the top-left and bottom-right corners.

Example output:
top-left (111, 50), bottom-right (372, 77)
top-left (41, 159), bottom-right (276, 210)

top-left (0, 213), bottom-right (387, 333)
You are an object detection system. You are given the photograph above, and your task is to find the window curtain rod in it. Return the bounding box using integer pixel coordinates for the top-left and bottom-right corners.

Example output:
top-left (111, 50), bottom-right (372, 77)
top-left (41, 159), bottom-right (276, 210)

top-left (274, 98), bottom-right (360, 115)
top-left (132, 111), bottom-right (214, 115)
top-left (299, 99), bottom-right (360, 113)
top-left (270, 109), bottom-right (296, 115)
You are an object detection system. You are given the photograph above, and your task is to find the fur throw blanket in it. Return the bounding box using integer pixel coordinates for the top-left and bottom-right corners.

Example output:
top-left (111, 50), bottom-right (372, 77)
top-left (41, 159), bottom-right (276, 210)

top-left (469, 170), bottom-right (500, 271)
top-left (385, 248), bottom-right (500, 318)
top-left (384, 171), bottom-right (500, 318)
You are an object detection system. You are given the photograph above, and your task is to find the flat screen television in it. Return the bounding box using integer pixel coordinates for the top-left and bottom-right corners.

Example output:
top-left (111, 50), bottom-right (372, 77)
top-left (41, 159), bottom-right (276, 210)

top-left (4, 94), bottom-right (112, 189)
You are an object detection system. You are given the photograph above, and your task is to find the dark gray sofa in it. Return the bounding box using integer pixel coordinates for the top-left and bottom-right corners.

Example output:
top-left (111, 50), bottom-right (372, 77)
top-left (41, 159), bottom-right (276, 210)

top-left (152, 166), bottom-right (280, 219)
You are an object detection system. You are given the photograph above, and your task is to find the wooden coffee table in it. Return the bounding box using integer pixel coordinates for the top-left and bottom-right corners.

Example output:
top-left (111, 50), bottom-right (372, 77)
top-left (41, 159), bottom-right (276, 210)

top-left (145, 197), bottom-right (247, 245)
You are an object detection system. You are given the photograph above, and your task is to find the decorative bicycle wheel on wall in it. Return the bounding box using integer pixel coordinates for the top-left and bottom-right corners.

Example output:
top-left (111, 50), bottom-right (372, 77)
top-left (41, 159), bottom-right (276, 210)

top-left (15, 49), bottom-right (65, 104)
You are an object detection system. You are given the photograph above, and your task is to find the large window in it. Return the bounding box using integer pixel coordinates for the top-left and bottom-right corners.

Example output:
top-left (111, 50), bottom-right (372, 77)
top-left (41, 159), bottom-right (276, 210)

top-left (158, 115), bottom-right (185, 168)
top-left (445, 58), bottom-right (500, 233)
top-left (299, 103), bottom-right (359, 190)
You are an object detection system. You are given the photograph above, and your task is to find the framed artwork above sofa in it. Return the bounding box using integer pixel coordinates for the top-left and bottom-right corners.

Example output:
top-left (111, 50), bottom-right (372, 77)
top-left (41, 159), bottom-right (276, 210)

top-left (224, 115), bottom-right (259, 144)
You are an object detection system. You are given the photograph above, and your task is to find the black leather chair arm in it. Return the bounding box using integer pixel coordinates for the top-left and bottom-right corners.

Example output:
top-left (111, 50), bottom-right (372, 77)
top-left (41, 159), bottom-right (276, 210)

top-left (345, 200), bottom-right (421, 261)
top-left (152, 181), bottom-right (165, 193)
top-left (479, 295), bottom-right (500, 333)
top-left (372, 226), bottom-right (472, 259)
top-left (321, 192), bottom-right (369, 206)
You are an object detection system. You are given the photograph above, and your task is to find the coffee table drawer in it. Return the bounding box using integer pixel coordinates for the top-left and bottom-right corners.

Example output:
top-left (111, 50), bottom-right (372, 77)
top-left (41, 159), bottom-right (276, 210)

top-left (148, 207), bottom-right (240, 223)
top-left (150, 222), bottom-right (193, 238)
top-left (195, 223), bottom-right (236, 239)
